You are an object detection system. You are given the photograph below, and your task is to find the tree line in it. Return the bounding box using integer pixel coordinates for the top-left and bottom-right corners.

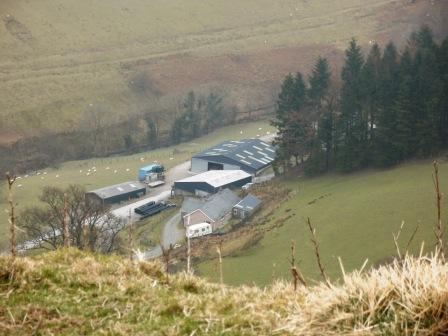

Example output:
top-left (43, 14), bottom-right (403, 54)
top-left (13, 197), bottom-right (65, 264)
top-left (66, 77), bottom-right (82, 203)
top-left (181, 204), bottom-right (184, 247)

top-left (0, 90), bottom-right (237, 176)
top-left (170, 91), bottom-right (237, 144)
top-left (273, 27), bottom-right (448, 175)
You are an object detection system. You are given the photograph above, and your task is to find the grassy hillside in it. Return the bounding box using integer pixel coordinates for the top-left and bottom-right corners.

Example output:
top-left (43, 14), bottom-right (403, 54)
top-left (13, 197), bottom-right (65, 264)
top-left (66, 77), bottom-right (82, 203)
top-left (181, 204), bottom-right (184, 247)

top-left (1, 0), bottom-right (446, 140)
top-left (0, 120), bottom-right (275, 250)
top-left (1, 249), bottom-right (447, 335)
top-left (198, 160), bottom-right (448, 286)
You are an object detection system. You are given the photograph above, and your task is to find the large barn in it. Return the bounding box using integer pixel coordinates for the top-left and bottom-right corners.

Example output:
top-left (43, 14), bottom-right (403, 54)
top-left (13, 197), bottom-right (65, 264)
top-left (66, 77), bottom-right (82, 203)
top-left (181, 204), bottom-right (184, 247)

top-left (191, 139), bottom-right (276, 175)
top-left (173, 170), bottom-right (252, 197)
top-left (86, 181), bottom-right (147, 206)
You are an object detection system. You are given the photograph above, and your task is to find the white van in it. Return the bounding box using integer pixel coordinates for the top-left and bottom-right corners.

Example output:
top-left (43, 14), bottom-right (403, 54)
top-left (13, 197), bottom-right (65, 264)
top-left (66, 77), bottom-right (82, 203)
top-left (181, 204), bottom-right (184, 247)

top-left (186, 223), bottom-right (212, 238)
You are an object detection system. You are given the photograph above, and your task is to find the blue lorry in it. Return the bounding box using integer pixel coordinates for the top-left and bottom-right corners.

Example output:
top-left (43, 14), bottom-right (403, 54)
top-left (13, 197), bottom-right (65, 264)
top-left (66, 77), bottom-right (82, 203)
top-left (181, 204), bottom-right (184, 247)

top-left (138, 164), bottom-right (165, 182)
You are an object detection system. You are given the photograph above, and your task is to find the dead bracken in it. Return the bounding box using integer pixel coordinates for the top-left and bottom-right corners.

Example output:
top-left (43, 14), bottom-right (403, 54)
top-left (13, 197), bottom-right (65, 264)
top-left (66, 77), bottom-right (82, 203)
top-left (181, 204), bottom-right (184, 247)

top-left (1, 248), bottom-right (447, 335)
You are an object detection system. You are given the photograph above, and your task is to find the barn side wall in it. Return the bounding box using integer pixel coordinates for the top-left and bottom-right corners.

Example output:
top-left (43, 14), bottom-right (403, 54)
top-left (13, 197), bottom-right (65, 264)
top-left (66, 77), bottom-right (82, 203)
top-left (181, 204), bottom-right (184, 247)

top-left (191, 157), bottom-right (241, 173)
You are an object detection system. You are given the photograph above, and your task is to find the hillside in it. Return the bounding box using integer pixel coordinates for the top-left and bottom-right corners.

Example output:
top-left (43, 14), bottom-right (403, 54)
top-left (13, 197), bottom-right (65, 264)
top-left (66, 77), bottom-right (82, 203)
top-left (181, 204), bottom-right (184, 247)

top-left (1, 0), bottom-right (447, 142)
top-left (198, 159), bottom-right (448, 286)
top-left (1, 249), bottom-right (447, 335)
top-left (0, 120), bottom-right (275, 250)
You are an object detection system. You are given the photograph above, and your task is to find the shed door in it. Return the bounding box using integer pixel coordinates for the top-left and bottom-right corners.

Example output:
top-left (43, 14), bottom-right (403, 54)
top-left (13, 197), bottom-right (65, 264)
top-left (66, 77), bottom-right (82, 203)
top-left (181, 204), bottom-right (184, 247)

top-left (208, 162), bottom-right (223, 171)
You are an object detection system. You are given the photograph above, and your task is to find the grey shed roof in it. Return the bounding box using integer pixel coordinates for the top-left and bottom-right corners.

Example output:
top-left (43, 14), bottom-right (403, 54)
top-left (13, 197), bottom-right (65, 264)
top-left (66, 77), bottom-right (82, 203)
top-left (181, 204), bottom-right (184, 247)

top-left (184, 189), bottom-right (241, 221)
top-left (181, 197), bottom-right (206, 214)
top-left (194, 139), bottom-right (276, 171)
top-left (88, 181), bottom-right (146, 199)
top-left (234, 194), bottom-right (262, 212)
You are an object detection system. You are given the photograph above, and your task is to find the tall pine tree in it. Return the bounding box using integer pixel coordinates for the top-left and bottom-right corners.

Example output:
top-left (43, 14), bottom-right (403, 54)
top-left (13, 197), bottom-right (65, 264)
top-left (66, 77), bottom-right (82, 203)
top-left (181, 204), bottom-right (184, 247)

top-left (337, 38), bottom-right (366, 171)
top-left (273, 73), bottom-right (310, 169)
top-left (374, 42), bottom-right (400, 166)
top-left (361, 43), bottom-right (382, 158)
top-left (412, 28), bottom-right (443, 156)
top-left (307, 57), bottom-right (333, 173)
top-left (437, 38), bottom-right (448, 148)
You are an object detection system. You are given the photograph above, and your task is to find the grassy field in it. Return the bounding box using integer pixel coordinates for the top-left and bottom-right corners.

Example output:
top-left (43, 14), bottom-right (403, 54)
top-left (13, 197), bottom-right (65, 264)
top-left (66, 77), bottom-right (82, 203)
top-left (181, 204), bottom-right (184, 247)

top-left (0, 120), bottom-right (275, 250)
top-left (197, 159), bottom-right (448, 286)
top-left (2, 249), bottom-right (447, 335)
top-left (1, 0), bottom-right (444, 139)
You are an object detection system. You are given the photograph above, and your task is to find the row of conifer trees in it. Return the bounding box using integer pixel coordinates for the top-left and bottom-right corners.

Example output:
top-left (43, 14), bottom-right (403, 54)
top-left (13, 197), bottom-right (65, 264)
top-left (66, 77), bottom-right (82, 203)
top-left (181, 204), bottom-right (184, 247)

top-left (273, 26), bottom-right (448, 174)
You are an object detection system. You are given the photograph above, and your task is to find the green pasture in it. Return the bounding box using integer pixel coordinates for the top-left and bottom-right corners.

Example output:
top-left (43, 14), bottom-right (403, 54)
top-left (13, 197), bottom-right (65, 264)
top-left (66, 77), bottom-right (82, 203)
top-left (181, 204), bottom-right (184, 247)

top-left (198, 160), bottom-right (448, 286)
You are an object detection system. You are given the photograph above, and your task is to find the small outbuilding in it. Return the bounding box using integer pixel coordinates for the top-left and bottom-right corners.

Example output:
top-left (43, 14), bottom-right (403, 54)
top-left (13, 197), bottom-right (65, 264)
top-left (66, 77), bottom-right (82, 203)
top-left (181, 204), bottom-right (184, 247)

top-left (233, 194), bottom-right (262, 219)
top-left (174, 170), bottom-right (252, 197)
top-left (86, 181), bottom-right (147, 206)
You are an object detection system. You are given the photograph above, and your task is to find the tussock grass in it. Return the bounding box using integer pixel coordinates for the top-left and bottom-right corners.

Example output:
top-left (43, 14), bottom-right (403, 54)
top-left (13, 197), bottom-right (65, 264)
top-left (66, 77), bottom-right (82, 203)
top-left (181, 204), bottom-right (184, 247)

top-left (1, 248), bottom-right (447, 335)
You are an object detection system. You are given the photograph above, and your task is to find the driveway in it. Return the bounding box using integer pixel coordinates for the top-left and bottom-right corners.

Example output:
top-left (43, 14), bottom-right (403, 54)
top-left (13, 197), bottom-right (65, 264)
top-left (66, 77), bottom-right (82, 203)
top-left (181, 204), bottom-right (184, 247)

top-left (141, 211), bottom-right (184, 260)
top-left (162, 212), bottom-right (183, 248)
top-left (112, 160), bottom-right (191, 222)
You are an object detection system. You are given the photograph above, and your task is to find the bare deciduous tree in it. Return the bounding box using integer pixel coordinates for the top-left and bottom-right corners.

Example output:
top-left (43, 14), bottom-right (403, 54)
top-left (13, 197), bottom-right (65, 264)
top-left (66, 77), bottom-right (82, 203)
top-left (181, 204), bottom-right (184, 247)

top-left (186, 235), bottom-right (191, 273)
top-left (432, 161), bottom-right (444, 253)
top-left (216, 240), bottom-right (223, 284)
top-left (19, 185), bottom-right (124, 253)
top-left (160, 243), bottom-right (173, 273)
top-left (62, 193), bottom-right (70, 247)
top-left (83, 103), bottom-right (110, 156)
top-left (128, 209), bottom-right (134, 261)
top-left (307, 217), bottom-right (330, 287)
top-left (6, 172), bottom-right (17, 258)
top-left (289, 240), bottom-right (306, 290)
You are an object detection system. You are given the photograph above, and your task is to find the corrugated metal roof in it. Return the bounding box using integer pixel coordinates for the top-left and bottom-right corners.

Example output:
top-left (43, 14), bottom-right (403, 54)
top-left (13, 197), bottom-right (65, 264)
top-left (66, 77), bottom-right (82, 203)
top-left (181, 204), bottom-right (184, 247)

top-left (200, 189), bottom-right (241, 220)
top-left (194, 139), bottom-right (276, 171)
top-left (183, 189), bottom-right (241, 221)
top-left (175, 170), bottom-right (251, 188)
top-left (181, 197), bottom-right (206, 214)
top-left (88, 181), bottom-right (146, 199)
top-left (234, 194), bottom-right (262, 212)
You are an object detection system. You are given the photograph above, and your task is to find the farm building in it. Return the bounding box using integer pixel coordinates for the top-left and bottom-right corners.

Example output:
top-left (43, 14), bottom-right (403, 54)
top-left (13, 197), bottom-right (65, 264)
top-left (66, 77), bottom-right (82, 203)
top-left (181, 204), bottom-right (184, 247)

top-left (174, 170), bottom-right (252, 196)
top-left (86, 181), bottom-right (147, 206)
top-left (233, 194), bottom-right (262, 219)
top-left (182, 189), bottom-right (241, 230)
top-left (191, 139), bottom-right (276, 175)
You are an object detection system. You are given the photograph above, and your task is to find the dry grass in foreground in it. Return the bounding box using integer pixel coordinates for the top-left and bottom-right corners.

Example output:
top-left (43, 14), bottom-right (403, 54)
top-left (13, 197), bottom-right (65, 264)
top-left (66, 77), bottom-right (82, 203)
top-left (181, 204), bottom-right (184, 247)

top-left (0, 248), bottom-right (447, 335)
